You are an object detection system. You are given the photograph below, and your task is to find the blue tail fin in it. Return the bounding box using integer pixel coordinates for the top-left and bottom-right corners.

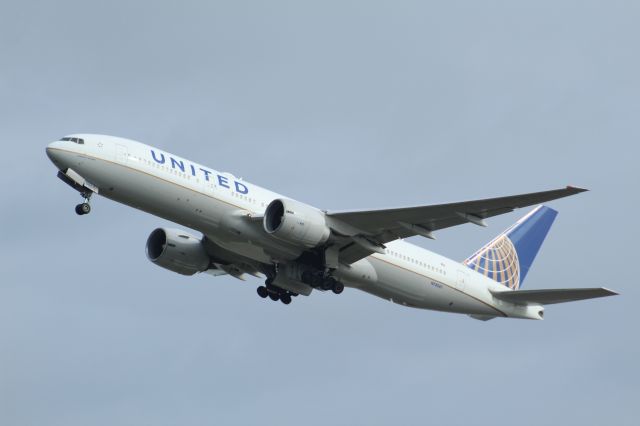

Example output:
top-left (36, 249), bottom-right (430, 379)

top-left (463, 205), bottom-right (558, 290)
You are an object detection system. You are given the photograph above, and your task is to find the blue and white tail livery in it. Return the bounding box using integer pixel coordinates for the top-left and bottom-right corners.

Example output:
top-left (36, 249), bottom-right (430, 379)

top-left (464, 206), bottom-right (557, 290)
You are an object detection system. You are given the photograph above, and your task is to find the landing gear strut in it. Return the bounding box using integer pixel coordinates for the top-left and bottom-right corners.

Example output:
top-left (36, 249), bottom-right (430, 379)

top-left (75, 191), bottom-right (93, 216)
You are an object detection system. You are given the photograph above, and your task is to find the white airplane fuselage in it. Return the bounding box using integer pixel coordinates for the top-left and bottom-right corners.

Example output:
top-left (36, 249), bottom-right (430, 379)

top-left (46, 135), bottom-right (545, 320)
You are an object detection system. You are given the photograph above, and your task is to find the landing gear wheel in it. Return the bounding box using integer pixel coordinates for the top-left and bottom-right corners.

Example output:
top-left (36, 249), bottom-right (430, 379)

top-left (268, 293), bottom-right (280, 302)
top-left (280, 294), bottom-right (292, 305)
top-left (257, 286), bottom-right (268, 299)
top-left (75, 203), bottom-right (91, 215)
top-left (332, 282), bottom-right (344, 295)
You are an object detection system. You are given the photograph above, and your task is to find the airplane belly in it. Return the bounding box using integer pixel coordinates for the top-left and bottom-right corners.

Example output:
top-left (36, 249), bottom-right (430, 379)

top-left (362, 257), bottom-right (500, 315)
top-left (363, 257), bottom-right (431, 307)
top-left (74, 157), bottom-right (232, 234)
top-left (73, 156), bottom-right (311, 265)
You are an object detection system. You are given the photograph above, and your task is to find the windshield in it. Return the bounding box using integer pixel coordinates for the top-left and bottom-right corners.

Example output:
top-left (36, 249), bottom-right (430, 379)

top-left (60, 137), bottom-right (84, 144)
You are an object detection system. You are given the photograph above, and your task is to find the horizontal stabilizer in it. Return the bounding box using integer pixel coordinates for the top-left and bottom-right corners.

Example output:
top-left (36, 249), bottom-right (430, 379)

top-left (491, 287), bottom-right (618, 305)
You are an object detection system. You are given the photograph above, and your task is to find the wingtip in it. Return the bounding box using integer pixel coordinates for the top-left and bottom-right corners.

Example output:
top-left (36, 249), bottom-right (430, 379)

top-left (601, 287), bottom-right (620, 296)
top-left (566, 185), bottom-right (589, 193)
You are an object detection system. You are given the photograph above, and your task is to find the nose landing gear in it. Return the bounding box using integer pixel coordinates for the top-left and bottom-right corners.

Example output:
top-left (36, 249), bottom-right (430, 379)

top-left (75, 192), bottom-right (93, 216)
top-left (56, 170), bottom-right (97, 216)
top-left (75, 202), bottom-right (91, 215)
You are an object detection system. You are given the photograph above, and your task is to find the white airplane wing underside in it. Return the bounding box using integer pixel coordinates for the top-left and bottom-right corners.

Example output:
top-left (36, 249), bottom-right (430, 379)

top-left (328, 186), bottom-right (587, 264)
top-left (201, 237), bottom-right (265, 281)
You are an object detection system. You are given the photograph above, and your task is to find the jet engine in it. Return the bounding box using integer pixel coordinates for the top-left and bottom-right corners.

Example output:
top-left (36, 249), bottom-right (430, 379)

top-left (146, 228), bottom-right (210, 275)
top-left (263, 198), bottom-right (331, 248)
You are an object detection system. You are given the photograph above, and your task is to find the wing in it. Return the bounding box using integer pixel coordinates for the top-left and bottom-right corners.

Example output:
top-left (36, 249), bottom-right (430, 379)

top-left (202, 236), bottom-right (265, 281)
top-left (205, 263), bottom-right (264, 281)
top-left (490, 287), bottom-right (618, 305)
top-left (327, 186), bottom-right (587, 264)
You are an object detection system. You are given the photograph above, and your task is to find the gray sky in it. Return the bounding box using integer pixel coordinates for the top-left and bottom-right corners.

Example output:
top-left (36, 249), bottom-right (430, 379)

top-left (1, 1), bottom-right (638, 425)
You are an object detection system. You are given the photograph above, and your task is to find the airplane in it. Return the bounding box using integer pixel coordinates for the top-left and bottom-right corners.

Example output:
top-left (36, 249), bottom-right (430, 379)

top-left (46, 134), bottom-right (617, 320)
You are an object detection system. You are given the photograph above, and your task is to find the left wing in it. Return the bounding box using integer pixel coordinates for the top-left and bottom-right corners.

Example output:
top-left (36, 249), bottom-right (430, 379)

top-left (327, 186), bottom-right (587, 264)
top-left (202, 236), bottom-right (265, 281)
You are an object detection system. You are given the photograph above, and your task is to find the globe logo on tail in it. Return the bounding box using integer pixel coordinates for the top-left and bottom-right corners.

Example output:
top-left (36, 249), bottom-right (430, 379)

top-left (463, 234), bottom-right (520, 290)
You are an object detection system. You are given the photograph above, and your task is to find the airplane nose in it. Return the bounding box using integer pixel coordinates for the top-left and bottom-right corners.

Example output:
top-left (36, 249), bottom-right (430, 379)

top-left (46, 141), bottom-right (65, 167)
top-left (46, 142), bottom-right (57, 160)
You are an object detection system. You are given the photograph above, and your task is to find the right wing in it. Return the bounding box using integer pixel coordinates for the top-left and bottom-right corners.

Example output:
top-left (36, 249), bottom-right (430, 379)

top-left (490, 288), bottom-right (618, 305)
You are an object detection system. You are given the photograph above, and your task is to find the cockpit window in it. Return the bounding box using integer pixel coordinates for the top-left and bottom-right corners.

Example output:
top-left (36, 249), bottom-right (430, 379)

top-left (60, 137), bottom-right (85, 144)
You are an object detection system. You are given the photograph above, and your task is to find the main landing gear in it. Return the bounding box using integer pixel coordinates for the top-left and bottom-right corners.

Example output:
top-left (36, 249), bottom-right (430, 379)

top-left (257, 279), bottom-right (297, 305)
top-left (331, 280), bottom-right (345, 295)
top-left (75, 192), bottom-right (92, 216)
top-left (256, 273), bottom-right (345, 305)
top-left (301, 270), bottom-right (344, 294)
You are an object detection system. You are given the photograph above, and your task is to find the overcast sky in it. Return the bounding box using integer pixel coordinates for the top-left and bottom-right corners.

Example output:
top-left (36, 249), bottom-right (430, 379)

top-left (1, 1), bottom-right (638, 425)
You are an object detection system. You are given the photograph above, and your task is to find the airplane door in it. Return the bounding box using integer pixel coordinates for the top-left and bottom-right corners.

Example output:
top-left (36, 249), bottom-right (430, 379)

top-left (456, 270), bottom-right (468, 291)
top-left (115, 144), bottom-right (128, 164)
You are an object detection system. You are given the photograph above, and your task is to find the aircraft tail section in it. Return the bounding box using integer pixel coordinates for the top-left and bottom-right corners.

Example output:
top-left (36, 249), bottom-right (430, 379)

top-left (464, 205), bottom-right (557, 289)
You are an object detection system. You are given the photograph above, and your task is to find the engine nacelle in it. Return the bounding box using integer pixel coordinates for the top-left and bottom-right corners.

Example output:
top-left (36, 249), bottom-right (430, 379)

top-left (146, 228), bottom-right (210, 276)
top-left (263, 198), bottom-right (331, 248)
